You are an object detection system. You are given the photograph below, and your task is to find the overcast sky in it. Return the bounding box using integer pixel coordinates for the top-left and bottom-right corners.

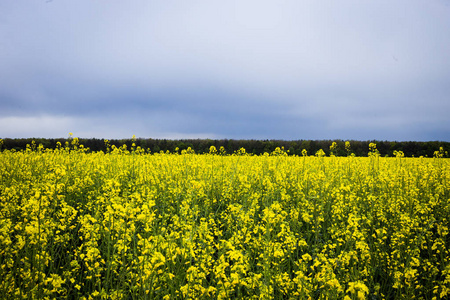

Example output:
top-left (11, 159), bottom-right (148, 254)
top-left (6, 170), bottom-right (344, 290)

top-left (1, 0), bottom-right (449, 141)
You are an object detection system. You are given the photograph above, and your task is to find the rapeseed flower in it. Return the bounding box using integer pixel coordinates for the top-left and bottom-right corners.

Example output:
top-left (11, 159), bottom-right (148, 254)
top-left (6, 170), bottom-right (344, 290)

top-left (0, 141), bottom-right (448, 299)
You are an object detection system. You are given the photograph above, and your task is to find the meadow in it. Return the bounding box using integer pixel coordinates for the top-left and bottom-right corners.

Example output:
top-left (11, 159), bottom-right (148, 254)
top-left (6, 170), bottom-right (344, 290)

top-left (0, 138), bottom-right (449, 299)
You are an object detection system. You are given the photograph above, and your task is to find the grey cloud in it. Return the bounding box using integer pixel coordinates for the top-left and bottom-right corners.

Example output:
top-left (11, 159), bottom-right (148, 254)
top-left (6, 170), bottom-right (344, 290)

top-left (1, 0), bottom-right (450, 141)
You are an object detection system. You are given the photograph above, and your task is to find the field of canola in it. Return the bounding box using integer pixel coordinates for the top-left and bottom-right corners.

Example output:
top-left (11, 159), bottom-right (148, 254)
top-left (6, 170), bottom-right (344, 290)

top-left (0, 140), bottom-right (449, 299)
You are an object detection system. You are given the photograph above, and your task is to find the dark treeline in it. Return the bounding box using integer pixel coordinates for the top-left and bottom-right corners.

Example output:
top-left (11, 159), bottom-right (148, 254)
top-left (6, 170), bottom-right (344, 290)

top-left (1, 137), bottom-right (449, 157)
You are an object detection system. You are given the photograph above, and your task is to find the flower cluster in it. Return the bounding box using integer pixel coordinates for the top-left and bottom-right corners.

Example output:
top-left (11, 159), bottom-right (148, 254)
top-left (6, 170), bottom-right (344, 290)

top-left (0, 141), bottom-right (449, 299)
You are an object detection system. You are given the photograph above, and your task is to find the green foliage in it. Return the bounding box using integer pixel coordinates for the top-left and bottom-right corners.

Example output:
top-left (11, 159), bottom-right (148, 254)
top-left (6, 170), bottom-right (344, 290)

top-left (1, 137), bottom-right (449, 157)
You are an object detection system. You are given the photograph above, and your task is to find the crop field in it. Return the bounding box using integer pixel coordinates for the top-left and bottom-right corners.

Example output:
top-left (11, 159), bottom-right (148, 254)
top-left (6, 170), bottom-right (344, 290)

top-left (0, 139), bottom-right (449, 299)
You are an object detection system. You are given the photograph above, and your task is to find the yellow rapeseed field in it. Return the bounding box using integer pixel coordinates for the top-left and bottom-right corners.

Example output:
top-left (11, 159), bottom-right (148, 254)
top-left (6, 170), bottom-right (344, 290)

top-left (0, 138), bottom-right (449, 299)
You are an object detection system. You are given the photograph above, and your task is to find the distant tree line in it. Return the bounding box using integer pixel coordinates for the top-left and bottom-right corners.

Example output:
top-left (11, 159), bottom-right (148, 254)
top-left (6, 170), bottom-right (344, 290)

top-left (1, 137), bottom-right (449, 157)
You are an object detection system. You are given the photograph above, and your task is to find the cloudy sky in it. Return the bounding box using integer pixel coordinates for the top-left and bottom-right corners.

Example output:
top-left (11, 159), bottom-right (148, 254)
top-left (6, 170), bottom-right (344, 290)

top-left (1, 0), bottom-right (449, 141)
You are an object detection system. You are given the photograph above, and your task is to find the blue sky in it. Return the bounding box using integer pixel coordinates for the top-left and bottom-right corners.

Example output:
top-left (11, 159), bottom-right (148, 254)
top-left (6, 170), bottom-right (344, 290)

top-left (1, 0), bottom-right (450, 141)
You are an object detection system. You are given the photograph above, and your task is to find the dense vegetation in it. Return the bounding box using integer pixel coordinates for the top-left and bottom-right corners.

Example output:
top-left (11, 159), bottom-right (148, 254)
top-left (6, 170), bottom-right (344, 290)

top-left (1, 137), bottom-right (449, 157)
top-left (0, 139), bottom-right (449, 299)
